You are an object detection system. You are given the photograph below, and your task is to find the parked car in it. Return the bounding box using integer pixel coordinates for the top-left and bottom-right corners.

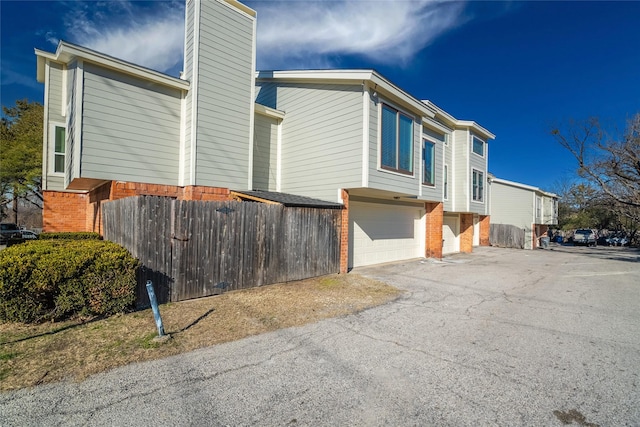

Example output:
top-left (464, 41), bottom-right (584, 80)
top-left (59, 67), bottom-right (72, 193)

top-left (21, 230), bottom-right (39, 240)
top-left (608, 234), bottom-right (630, 247)
top-left (573, 229), bottom-right (597, 247)
top-left (0, 223), bottom-right (22, 245)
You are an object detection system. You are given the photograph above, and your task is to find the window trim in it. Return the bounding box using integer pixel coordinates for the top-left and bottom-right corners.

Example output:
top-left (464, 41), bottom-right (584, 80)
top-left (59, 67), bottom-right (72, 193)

top-left (379, 103), bottom-right (414, 176)
top-left (472, 168), bottom-right (484, 203)
top-left (472, 135), bottom-right (485, 158)
top-left (422, 139), bottom-right (435, 186)
top-left (443, 164), bottom-right (449, 200)
top-left (49, 122), bottom-right (66, 176)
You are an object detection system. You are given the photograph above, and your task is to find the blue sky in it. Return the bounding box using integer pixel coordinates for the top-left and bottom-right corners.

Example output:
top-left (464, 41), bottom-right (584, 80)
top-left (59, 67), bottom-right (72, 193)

top-left (1, 0), bottom-right (639, 192)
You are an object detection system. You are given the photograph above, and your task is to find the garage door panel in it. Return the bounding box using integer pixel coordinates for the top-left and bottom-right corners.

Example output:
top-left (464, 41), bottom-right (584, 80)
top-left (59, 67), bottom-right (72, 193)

top-left (350, 202), bottom-right (423, 268)
top-left (443, 214), bottom-right (459, 254)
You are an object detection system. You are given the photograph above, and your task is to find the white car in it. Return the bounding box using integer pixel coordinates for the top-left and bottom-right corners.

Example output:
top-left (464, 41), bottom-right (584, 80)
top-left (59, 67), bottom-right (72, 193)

top-left (21, 230), bottom-right (39, 240)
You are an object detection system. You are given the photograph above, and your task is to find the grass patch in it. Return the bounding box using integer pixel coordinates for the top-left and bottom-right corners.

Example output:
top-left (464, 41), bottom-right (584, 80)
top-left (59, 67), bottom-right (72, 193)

top-left (0, 273), bottom-right (399, 391)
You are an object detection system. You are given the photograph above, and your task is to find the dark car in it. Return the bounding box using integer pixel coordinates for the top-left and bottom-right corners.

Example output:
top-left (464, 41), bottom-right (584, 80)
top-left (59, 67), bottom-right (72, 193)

top-left (1, 223), bottom-right (23, 245)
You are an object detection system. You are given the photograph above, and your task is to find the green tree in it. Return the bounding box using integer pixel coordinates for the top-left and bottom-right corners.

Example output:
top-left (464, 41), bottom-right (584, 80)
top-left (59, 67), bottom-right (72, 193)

top-left (0, 100), bottom-right (44, 223)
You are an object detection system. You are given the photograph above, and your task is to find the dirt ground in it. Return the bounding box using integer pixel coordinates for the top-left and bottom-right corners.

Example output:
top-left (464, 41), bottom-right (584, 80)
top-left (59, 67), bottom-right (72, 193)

top-left (0, 273), bottom-right (400, 391)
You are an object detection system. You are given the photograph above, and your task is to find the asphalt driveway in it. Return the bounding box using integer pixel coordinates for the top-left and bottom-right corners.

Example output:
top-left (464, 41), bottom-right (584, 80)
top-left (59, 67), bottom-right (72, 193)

top-left (1, 245), bottom-right (639, 426)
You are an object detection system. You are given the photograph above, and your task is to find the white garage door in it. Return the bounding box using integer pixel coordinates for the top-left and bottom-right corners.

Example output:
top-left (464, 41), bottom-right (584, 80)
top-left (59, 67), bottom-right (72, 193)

top-left (443, 214), bottom-right (459, 254)
top-left (350, 201), bottom-right (424, 268)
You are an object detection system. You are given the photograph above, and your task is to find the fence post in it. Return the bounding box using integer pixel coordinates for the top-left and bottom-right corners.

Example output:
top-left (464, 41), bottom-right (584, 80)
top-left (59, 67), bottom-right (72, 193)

top-left (146, 280), bottom-right (169, 340)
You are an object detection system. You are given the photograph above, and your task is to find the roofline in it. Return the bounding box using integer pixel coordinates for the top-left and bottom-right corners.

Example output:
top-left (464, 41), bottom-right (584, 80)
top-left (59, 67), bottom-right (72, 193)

top-left (256, 69), bottom-right (437, 119)
top-left (490, 176), bottom-right (558, 197)
top-left (35, 41), bottom-right (190, 90)
top-left (423, 100), bottom-right (495, 140)
top-left (254, 103), bottom-right (285, 120)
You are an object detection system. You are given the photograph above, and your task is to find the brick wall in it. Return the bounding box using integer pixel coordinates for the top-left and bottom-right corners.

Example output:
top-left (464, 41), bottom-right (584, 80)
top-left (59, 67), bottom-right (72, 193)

top-left (43, 191), bottom-right (88, 232)
top-left (460, 213), bottom-right (474, 253)
top-left (479, 215), bottom-right (490, 246)
top-left (43, 180), bottom-right (232, 233)
top-left (339, 189), bottom-right (349, 274)
top-left (425, 202), bottom-right (443, 259)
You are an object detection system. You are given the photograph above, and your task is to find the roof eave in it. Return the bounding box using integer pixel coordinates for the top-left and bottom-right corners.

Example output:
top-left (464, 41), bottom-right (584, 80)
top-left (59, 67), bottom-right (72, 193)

top-left (34, 41), bottom-right (190, 91)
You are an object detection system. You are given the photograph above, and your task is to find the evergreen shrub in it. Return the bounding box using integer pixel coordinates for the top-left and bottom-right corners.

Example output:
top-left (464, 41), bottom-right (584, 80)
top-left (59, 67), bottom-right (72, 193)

top-left (38, 232), bottom-right (102, 240)
top-left (0, 240), bottom-right (139, 323)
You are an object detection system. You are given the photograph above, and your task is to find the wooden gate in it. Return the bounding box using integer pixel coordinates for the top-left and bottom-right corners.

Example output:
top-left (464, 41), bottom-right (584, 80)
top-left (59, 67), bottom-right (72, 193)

top-left (103, 196), bottom-right (341, 305)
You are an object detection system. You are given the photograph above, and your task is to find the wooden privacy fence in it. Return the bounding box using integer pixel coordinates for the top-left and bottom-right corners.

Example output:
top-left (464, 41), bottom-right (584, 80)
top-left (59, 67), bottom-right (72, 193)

top-left (490, 223), bottom-right (526, 249)
top-left (103, 196), bottom-right (342, 306)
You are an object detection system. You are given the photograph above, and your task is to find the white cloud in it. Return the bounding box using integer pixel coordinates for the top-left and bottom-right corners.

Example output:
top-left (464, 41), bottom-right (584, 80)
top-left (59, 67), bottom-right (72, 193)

top-left (62, 1), bottom-right (184, 75)
top-left (253, 0), bottom-right (468, 69)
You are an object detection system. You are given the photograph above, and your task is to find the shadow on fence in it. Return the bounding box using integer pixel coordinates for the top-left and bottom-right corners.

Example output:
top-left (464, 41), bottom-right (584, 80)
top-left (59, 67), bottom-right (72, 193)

top-left (103, 196), bottom-right (342, 306)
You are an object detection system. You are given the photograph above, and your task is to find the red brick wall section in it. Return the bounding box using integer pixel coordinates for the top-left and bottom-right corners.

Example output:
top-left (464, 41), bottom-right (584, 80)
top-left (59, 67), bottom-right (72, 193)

top-left (339, 189), bottom-right (349, 274)
top-left (460, 213), bottom-right (474, 253)
top-left (183, 186), bottom-right (231, 201)
top-left (44, 181), bottom-right (233, 234)
top-left (479, 215), bottom-right (490, 246)
top-left (425, 202), bottom-right (443, 259)
top-left (43, 190), bottom-right (88, 232)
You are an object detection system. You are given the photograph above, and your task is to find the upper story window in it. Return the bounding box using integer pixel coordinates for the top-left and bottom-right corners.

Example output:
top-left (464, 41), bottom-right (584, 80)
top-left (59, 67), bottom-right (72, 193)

top-left (472, 169), bottom-right (484, 202)
top-left (52, 125), bottom-right (66, 174)
top-left (536, 196), bottom-right (542, 219)
top-left (381, 104), bottom-right (413, 175)
top-left (423, 140), bottom-right (435, 186)
top-left (472, 135), bottom-right (484, 157)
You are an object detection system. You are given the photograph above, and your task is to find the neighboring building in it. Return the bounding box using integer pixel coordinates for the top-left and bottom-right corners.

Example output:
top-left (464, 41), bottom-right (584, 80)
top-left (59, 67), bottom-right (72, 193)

top-left (35, 0), bottom-right (495, 271)
top-left (489, 176), bottom-right (559, 249)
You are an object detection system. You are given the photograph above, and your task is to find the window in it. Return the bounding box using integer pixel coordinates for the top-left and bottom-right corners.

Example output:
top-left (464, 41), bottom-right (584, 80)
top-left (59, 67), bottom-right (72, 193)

top-left (536, 196), bottom-right (542, 219)
top-left (53, 125), bottom-right (66, 174)
top-left (422, 140), bottom-right (435, 186)
top-left (381, 104), bottom-right (413, 174)
top-left (472, 169), bottom-right (484, 202)
top-left (444, 164), bottom-right (449, 199)
top-left (472, 136), bottom-right (484, 156)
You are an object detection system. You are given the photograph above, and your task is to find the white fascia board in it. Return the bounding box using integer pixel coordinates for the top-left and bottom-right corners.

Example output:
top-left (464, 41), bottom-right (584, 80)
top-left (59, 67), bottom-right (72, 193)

top-left (456, 120), bottom-right (496, 141)
top-left (422, 100), bottom-right (458, 127)
top-left (35, 42), bottom-right (190, 91)
top-left (222, 0), bottom-right (256, 18)
top-left (256, 69), bottom-right (437, 119)
top-left (491, 177), bottom-right (539, 192)
top-left (422, 116), bottom-right (453, 134)
top-left (254, 103), bottom-right (285, 120)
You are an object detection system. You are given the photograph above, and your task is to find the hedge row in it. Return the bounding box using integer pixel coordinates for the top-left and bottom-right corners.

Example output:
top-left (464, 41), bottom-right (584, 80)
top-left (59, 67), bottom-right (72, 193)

top-left (38, 232), bottom-right (102, 240)
top-left (0, 240), bottom-right (139, 323)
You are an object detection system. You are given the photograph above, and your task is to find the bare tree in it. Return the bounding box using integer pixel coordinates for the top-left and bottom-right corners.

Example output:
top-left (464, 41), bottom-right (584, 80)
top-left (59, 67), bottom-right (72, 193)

top-left (551, 113), bottom-right (640, 222)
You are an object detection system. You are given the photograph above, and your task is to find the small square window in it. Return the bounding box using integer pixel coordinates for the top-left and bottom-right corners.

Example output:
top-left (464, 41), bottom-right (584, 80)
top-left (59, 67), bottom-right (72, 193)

top-left (472, 136), bottom-right (484, 157)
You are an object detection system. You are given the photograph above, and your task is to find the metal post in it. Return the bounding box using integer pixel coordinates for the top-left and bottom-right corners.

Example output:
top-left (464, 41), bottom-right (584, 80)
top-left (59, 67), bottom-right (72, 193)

top-left (146, 280), bottom-right (166, 337)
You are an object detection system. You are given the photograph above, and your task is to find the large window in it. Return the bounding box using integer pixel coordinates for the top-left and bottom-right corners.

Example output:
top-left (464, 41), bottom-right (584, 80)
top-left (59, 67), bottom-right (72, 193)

top-left (381, 104), bottom-right (413, 174)
top-left (53, 125), bottom-right (66, 174)
top-left (472, 169), bottom-right (484, 202)
top-left (472, 136), bottom-right (484, 157)
top-left (423, 140), bottom-right (435, 186)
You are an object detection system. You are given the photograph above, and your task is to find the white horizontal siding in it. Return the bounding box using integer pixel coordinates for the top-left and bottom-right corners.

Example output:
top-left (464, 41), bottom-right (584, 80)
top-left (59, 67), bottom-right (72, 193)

top-left (469, 133), bottom-right (487, 215)
top-left (274, 83), bottom-right (363, 202)
top-left (453, 129), bottom-right (468, 212)
top-left (490, 181), bottom-right (533, 228)
top-left (80, 63), bottom-right (181, 185)
top-left (193, 0), bottom-right (254, 189)
top-left (252, 114), bottom-right (278, 191)
top-left (45, 62), bottom-right (66, 191)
